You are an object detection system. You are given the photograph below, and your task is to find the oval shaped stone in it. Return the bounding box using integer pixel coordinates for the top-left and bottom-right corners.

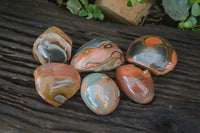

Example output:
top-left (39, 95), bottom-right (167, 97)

top-left (34, 63), bottom-right (81, 107)
top-left (70, 39), bottom-right (124, 72)
top-left (33, 26), bottom-right (72, 64)
top-left (126, 35), bottom-right (177, 75)
top-left (115, 65), bottom-right (154, 104)
top-left (81, 73), bottom-right (120, 115)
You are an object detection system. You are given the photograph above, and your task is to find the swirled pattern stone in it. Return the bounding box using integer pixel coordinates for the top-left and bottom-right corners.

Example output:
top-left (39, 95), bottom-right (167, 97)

top-left (33, 26), bottom-right (72, 64)
top-left (115, 65), bottom-right (154, 104)
top-left (70, 39), bottom-right (124, 72)
top-left (34, 63), bottom-right (81, 107)
top-left (81, 73), bottom-right (120, 115)
top-left (126, 35), bottom-right (177, 75)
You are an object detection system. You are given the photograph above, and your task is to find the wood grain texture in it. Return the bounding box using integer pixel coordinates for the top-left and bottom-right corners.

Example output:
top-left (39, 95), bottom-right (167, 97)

top-left (0, 0), bottom-right (200, 132)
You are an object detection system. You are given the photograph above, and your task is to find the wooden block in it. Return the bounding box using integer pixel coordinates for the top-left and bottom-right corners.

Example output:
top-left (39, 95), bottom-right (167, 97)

top-left (95, 0), bottom-right (153, 25)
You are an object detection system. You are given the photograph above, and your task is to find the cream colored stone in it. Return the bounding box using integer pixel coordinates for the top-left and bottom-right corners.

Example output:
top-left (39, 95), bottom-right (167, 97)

top-left (95, 0), bottom-right (153, 25)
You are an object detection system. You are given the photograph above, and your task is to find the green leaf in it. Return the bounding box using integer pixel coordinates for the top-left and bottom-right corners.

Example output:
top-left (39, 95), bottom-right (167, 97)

top-left (93, 12), bottom-right (98, 19)
top-left (96, 12), bottom-right (104, 21)
top-left (162, 0), bottom-right (190, 21)
top-left (192, 28), bottom-right (200, 32)
top-left (196, 0), bottom-right (200, 4)
top-left (183, 20), bottom-right (194, 28)
top-left (178, 22), bottom-right (184, 29)
top-left (188, 0), bottom-right (195, 7)
top-left (191, 2), bottom-right (200, 16)
top-left (131, 0), bottom-right (137, 5)
top-left (80, 0), bottom-right (88, 7)
top-left (66, 0), bottom-right (82, 15)
top-left (87, 12), bottom-right (93, 19)
top-left (92, 5), bottom-right (99, 12)
top-left (79, 9), bottom-right (88, 16)
top-left (190, 0), bottom-right (196, 3)
top-left (127, 0), bottom-right (133, 7)
top-left (188, 16), bottom-right (197, 26)
top-left (86, 4), bottom-right (93, 13)
top-left (138, 0), bottom-right (146, 4)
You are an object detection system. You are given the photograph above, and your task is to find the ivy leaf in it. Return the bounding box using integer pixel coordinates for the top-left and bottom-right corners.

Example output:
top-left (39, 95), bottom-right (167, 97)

top-left (191, 2), bottom-right (200, 16)
top-left (189, 0), bottom-right (196, 3)
top-left (188, 16), bottom-right (197, 26)
top-left (138, 0), bottom-right (146, 4)
top-left (162, 0), bottom-right (190, 21)
top-left (79, 9), bottom-right (88, 16)
top-left (86, 4), bottom-right (93, 13)
top-left (87, 12), bottom-right (93, 19)
top-left (93, 12), bottom-right (98, 19)
top-left (183, 20), bottom-right (194, 28)
top-left (188, 0), bottom-right (195, 7)
top-left (196, 0), bottom-right (200, 4)
top-left (178, 22), bottom-right (184, 29)
top-left (80, 0), bottom-right (88, 7)
top-left (130, 0), bottom-right (137, 5)
top-left (127, 0), bottom-right (133, 7)
top-left (192, 28), bottom-right (200, 32)
top-left (67, 0), bottom-right (82, 15)
top-left (92, 5), bottom-right (99, 12)
top-left (96, 12), bottom-right (104, 21)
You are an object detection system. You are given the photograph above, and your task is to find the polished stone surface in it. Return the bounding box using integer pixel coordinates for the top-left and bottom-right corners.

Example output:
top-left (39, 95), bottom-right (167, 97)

top-left (126, 35), bottom-right (177, 75)
top-left (115, 65), bottom-right (154, 104)
top-left (81, 73), bottom-right (120, 115)
top-left (70, 39), bottom-right (124, 72)
top-left (34, 63), bottom-right (81, 106)
top-left (33, 26), bottom-right (72, 64)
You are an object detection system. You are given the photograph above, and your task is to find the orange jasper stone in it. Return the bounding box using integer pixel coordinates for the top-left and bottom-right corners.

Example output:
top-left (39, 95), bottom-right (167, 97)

top-left (70, 39), bottom-right (124, 72)
top-left (115, 64), bottom-right (154, 104)
top-left (81, 73), bottom-right (120, 115)
top-left (34, 63), bottom-right (81, 106)
top-left (126, 35), bottom-right (177, 75)
top-left (33, 26), bottom-right (72, 64)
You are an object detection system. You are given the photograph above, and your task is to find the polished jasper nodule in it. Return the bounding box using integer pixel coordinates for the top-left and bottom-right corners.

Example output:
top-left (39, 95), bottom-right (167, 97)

top-left (33, 26), bottom-right (72, 64)
top-left (70, 39), bottom-right (124, 72)
top-left (81, 73), bottom-right (120, 115)
top-left (126, 35), bottom-right (177, 75)
top-left (115, 65), bottom-right (154, 104)
top-left (34, 63), bottom-right (81, 107)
